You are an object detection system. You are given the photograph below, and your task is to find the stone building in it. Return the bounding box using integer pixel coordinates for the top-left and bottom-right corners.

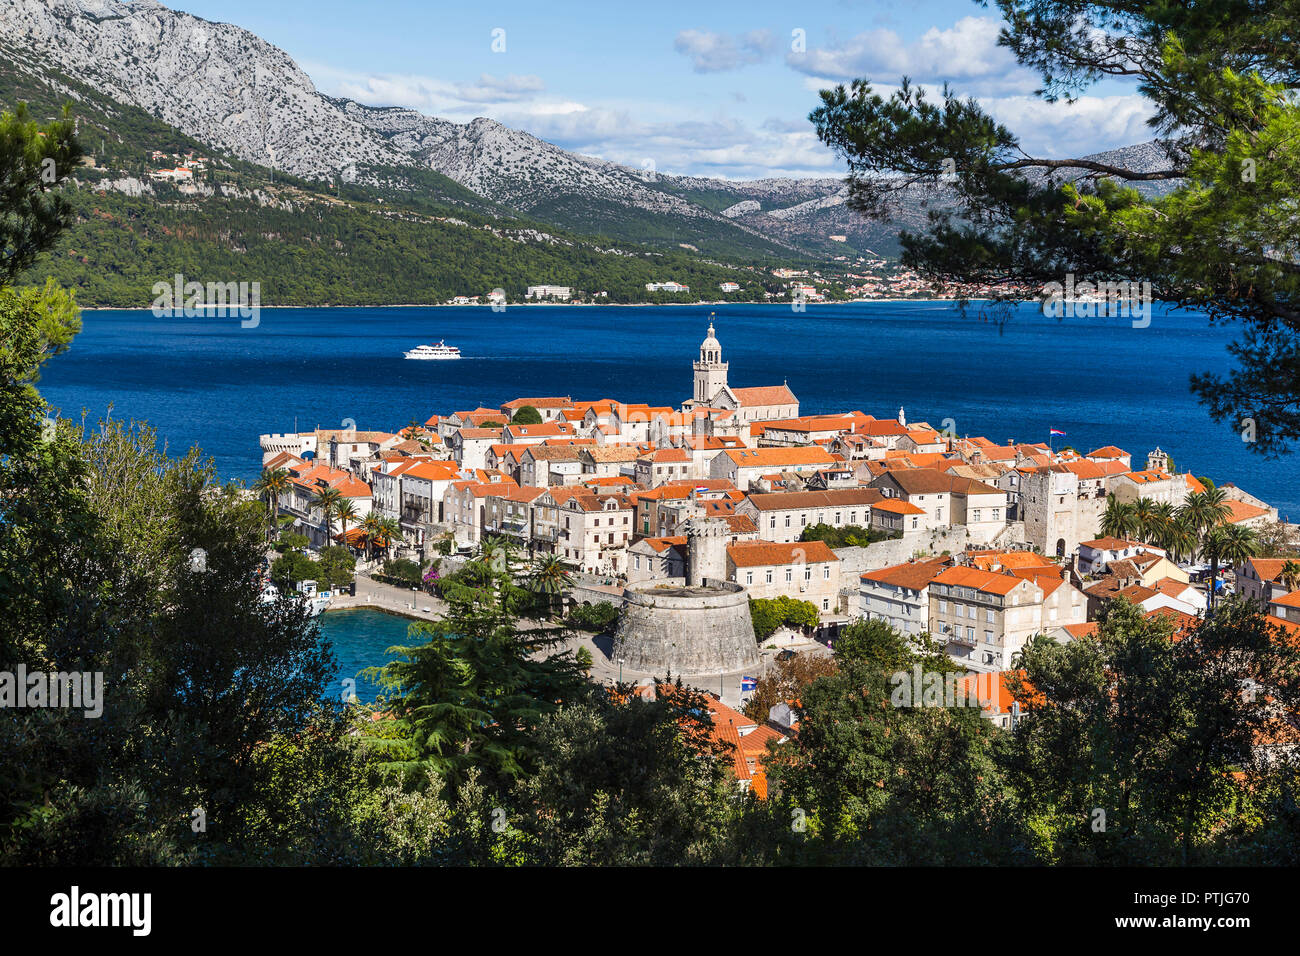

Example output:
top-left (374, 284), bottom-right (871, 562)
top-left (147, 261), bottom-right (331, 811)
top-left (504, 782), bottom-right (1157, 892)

top-left (736, 488), bottom-right (883, 544)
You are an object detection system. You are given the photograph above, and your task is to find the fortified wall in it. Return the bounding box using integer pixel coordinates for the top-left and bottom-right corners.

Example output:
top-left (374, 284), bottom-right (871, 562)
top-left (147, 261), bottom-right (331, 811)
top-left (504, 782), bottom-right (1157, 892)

top-left (611, 579), bottom-right (758, 675)
top-left (610, 516), bottom-right (759, 675)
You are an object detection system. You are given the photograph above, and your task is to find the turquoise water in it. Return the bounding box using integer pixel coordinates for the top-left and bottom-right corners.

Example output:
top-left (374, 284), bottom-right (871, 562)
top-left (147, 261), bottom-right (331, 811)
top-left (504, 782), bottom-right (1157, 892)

top-left (36, 301), bottom-right (1298, 515)
top-left (318, 608), bottom-right (425, 704)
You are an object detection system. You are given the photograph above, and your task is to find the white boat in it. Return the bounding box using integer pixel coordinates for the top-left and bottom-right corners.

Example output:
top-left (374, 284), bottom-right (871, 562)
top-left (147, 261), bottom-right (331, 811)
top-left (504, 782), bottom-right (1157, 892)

top-left (259, 582), bottom-right (330, 617)
top-left (404, 341), bottom-right (461, 360)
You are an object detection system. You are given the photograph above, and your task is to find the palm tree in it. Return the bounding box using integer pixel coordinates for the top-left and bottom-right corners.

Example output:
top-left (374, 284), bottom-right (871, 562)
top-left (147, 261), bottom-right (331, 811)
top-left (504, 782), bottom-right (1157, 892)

top-left (1147, 501), bottom-right (1177, 548)
top-left (377, 517), bottom-right (403, 561)
top-left (1100, 495), bottom-right (1139, 540)
top-left (526, 553), bottom-right (572, 618)
top-left (1179, 487), bottom-right (1233, 544)
top-left (335, 500), bottom-right (359, 550)
top-left (477, 534), bottom-right (506, 571)
top-left (313, 485), bottom-right (343, 550)
top-left (252, 467), bottom-right (291, 541)
top-left (1133, 496), bottom-right (1159, 543)
top-left (361, 513), bottom-right (383, 561)
top-left (1163, 516), bottom-right (1199, 564)
top-left (1203, 523), bottom-right (1259, 609)
top-left (1281, 559), bottom-right (1300, 594)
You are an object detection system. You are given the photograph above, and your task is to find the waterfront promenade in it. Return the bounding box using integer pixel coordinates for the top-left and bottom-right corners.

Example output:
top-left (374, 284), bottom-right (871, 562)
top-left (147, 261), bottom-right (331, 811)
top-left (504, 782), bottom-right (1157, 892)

top-left (325, 575), bottom-right (447, 622)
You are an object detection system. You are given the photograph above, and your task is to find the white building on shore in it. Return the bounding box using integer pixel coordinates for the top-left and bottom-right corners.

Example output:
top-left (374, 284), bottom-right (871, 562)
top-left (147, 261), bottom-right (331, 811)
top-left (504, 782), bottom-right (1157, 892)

top-left (525, 285), bottom-right (571, 301)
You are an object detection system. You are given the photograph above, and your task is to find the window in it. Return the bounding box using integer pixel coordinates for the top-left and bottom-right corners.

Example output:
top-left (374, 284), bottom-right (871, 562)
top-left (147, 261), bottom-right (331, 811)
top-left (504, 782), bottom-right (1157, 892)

top-left (784, 515), bottom-right (791, 528)
top-left (972, 509), bottom-right (981, 521)
top-left (634, 555), bottom-right (641, 570)
top-left (745, 571), bottom-right (753, 584)
top-left (823, 566), bottom-right (831, 579)
top-left (804, 568), bottom-right (812, 581)
top-left (822, 598), bottom-right (829, 610)
top-left (765, 570), bottom-right (773, 584)
top-left (834, 512), bottom-right (841, 523)
top-left (986, 609), bottom-right (995, 623)
top-left (984, 630), bottom-right (993, 642)
top-left (770, 516), bottom-right (776, 529)
top-left (785, 569), bottom-right (793, 582)
top-left (938, 600), bottom-right (948, 613)
top-left (966, 626), bottom-right (975, 640)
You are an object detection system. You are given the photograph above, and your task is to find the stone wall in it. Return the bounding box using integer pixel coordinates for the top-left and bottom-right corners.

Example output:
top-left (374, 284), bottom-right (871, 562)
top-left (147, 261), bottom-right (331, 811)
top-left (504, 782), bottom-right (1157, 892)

top-left (833, 526), bottom-right (972, 582)
top-left (611, 579), bottom-right (759, 675)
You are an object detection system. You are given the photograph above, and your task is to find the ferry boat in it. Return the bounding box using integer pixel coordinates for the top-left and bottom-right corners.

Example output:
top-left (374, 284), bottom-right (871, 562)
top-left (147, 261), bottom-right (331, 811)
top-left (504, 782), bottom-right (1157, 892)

top-left (403, 341), bottom-right (461, 360)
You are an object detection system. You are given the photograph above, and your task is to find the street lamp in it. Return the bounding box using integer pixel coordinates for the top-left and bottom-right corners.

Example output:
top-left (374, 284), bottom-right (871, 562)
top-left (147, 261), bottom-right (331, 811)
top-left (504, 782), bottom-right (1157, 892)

top-left (618, 657), bottom-right (625, 682)
top-left (411, 586), bottom-right (417, 610)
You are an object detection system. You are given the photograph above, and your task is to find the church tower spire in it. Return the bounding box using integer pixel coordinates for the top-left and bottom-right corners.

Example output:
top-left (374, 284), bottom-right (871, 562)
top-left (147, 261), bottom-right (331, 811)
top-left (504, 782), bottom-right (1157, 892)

top-left (693, 315), bottom-right (729, 404)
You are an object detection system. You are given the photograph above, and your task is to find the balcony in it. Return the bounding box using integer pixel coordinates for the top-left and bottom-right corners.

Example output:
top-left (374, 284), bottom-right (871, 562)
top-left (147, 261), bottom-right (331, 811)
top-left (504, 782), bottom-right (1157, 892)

top-left (944, 628), bottom-right (978, 647)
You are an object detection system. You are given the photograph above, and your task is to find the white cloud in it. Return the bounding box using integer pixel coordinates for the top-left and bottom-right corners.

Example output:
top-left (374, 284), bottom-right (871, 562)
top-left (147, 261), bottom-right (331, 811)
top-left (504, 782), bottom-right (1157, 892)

top-left (306, 61), bottom-right (548, 115)
top-left (786, 16), bottom-right (1038, 96)
top-left (495, 105), bottom-right (839, 179)
top-left (798, 75), bottom-right (1154, 159)
top-left (986, 94), bottom-right (1154, 158)
top-left (674, 29), bottom-right (777, 73)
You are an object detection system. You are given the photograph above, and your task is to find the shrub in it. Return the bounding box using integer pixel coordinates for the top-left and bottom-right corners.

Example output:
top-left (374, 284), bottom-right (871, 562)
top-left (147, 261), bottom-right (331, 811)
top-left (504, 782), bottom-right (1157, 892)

top-left (749, 596), bottom-right (821, 642)
top-left (566, 601), bottom-right (620, 633)
top-left (510, 405), bottom-right (543, 425)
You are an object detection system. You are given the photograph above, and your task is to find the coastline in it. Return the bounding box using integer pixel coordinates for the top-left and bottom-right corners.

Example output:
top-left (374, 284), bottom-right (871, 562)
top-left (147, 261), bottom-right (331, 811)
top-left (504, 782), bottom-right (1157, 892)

top-left (82, 297), bottom-right (1000, 311)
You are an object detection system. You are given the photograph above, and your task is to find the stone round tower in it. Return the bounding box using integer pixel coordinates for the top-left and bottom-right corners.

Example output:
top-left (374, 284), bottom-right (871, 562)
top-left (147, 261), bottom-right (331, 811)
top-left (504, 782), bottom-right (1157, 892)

top-left (611, 515), bottom-right (757, 676)
top-left (686, 516), bottom-right (728, 586)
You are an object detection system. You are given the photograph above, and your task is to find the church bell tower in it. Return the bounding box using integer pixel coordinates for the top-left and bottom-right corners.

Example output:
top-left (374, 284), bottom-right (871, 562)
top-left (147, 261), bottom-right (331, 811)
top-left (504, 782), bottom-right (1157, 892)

top-left (692, 319), bottom-right (729, 404)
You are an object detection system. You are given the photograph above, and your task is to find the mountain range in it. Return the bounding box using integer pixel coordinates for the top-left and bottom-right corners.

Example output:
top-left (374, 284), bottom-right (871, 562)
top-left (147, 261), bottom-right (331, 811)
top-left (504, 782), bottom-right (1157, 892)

top-left (0, 0), bottom-right (1176, 300)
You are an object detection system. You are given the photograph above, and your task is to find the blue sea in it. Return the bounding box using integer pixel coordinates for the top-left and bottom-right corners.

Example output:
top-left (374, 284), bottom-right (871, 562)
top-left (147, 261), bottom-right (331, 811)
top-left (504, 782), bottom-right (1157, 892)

top-left (37, 301), bottom-right (1299, 518)
top-left (318, 608), bottom-right (421, 704)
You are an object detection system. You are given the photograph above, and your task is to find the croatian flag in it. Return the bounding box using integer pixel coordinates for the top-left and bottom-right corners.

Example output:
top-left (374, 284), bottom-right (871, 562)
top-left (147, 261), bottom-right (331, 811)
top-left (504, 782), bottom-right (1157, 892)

top-left (1050, 428), bottom-right (1067, 437)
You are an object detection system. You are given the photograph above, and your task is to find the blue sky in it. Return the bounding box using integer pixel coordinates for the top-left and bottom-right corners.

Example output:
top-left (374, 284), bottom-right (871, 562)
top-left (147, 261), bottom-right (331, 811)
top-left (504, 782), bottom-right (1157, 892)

top-left (171, 0), bottom-right (1154, 179)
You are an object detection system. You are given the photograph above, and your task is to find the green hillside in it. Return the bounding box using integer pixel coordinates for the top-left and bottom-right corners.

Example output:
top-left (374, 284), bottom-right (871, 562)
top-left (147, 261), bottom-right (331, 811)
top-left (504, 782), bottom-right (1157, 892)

top-left (1, 50), bottom-right (797, 305)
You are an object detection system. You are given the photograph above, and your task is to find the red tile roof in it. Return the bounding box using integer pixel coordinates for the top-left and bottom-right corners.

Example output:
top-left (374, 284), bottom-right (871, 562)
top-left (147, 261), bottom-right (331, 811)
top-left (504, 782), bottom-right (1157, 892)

top-left (727, 539), bottom-right (839, 568)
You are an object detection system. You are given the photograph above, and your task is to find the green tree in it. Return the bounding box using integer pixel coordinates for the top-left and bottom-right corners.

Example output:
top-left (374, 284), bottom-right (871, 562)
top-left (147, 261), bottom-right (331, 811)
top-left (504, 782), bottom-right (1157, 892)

top-left (1203, 523), bottom-right (1259, 609)
top-left (763, 651), bottom-right (1019, 863)
top-left (566, 600), bottom-right (620, 633)
top-left (363, 573), bottom-right (587, 789)
top-left (809, 1), bottom-right (1300, 452)
top-left (509, 405), bottom-right (543, 425)
top-left (1, 104), bottom-right (82, 283)
top-left (1007, 598), bottom-right (1299, 864)
top-left (1099, 495), bottom-right (1139, 542)
top-left (335, 499), bottom-right (359, 548)
top-left (252, 466), bottom-right (291, 542)
top-left (313, 485), bottom-right (343, 547)
top-left (749, 596), bottom-right (820, 642)
top-left (526, 553), bottom-right (572, 618)
top-left (316, 545), bottom-right (356, 590)
top-left (1180, 487), bottom-right (1234, 543)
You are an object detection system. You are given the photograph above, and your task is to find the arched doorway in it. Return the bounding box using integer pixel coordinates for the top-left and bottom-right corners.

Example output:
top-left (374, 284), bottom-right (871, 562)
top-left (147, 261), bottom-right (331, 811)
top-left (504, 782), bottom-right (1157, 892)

top-left (1055, 538), bottom-right (1066, 557)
